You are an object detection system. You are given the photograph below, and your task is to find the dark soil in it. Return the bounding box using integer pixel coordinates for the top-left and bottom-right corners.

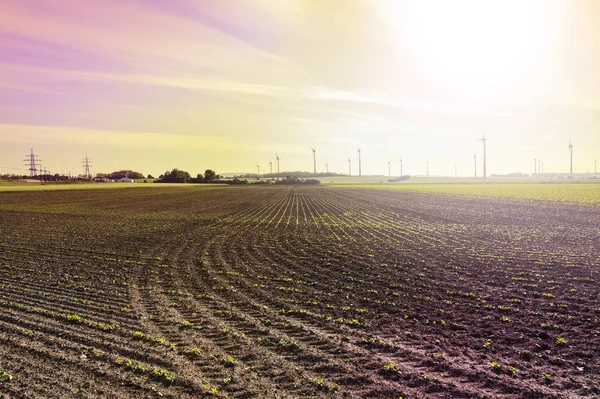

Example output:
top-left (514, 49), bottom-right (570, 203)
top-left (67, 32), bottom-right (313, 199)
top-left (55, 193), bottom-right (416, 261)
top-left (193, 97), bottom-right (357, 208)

top-left (0, 186), bottom-right (598, 398)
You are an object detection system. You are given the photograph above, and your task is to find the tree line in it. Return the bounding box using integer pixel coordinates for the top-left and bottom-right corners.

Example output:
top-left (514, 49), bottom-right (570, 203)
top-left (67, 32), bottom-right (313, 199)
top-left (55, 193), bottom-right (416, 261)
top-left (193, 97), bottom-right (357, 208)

top-left (156, 168), bottom-right (220, 183)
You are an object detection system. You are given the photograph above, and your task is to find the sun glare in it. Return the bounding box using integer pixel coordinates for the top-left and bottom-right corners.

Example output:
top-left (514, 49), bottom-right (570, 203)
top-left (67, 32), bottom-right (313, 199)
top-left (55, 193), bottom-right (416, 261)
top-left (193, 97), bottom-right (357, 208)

top-left (383, 0), bottom-right (562, 101)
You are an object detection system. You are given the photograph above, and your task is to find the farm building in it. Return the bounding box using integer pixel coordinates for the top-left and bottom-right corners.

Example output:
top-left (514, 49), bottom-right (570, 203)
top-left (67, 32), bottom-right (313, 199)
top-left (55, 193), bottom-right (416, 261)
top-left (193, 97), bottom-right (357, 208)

top-left (118, 177), bottom-right (136, 183)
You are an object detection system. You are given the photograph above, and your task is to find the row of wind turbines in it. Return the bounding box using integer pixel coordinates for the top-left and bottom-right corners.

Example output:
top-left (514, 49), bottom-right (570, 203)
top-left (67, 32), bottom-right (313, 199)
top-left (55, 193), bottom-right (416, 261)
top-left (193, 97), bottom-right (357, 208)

top-left (255, 135), bottom-right (596, 178)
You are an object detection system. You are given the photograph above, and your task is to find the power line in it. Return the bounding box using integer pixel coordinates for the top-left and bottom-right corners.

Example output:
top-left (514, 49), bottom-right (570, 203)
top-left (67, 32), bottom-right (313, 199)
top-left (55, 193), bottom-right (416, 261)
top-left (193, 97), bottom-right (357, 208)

top-left (0, 166), bottom-right (27, 171)
top-left (23, 148), bottom-right (41, 177)
top-left (82, 155), bottom-right (93, 179)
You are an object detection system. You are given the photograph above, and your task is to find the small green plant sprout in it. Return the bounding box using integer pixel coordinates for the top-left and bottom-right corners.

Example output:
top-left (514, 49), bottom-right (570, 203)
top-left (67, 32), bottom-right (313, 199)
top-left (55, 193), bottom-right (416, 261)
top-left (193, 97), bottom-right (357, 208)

top-left (383, 363), bottom-right (398, 372)
top-left (222, 355), bottom-right (236, 367)
top-left (309, 377), bottom-right (335, 392)
top-left (223, 376), bottom-right (232, 386)
top-left (66, 314), bottom-right (83, 323)
top-left (20, 327), bottom-right (34, 337)
top-left (0, 370), bottom-right (12, 382)
top-left (507, 365), bottom-right (517, 376)
top-left (543, 373), bottom-right (552, 384)
top-left (180, 320), bottom-right (194, 328)
top-left (555, 337), bottom-right (567, 346)
top-left (152, 368), bottom-right (175, 384)
top-left (124, 359), bottom-right (147, 373)
top-left (490, 361), bottom-right (501, 372)
top-left (133, 331), bottom-right (145, 339)
top-left (188, 347), bottom-right (202, 357)
top-left (483, 341), bottom-right (491, 348)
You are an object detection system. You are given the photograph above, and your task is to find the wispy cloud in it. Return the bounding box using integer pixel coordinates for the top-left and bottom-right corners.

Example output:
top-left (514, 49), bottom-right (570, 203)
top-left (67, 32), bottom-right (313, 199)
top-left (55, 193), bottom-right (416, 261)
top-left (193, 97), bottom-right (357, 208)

top-left (0, 0), bottom-right (598, 175)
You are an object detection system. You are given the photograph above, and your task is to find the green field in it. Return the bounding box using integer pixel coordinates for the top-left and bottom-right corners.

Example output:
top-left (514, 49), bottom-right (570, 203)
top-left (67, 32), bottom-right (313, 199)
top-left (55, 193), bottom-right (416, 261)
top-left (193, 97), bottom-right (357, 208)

top-left (2, 179), bottom-right (599, 205)
top-left (310, 175), bottom-right (600, 205)
top-left (0, 181), bottom-right (199, 192)
top-left (340, 182), bottom-right (600, 204)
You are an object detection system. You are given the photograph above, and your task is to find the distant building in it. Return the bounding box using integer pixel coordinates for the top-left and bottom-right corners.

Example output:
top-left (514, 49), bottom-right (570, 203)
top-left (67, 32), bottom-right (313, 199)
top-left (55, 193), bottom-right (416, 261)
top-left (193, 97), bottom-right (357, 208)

top-left (118, 177), bottom-right (136, 183)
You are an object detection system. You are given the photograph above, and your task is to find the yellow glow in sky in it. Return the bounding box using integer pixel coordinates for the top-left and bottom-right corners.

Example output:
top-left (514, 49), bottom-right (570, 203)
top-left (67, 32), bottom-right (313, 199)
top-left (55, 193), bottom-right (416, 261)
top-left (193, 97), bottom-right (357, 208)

top-left (0, 0), bottom-right (598, 177)
top-left (386, 1), bottom-right (561, 100)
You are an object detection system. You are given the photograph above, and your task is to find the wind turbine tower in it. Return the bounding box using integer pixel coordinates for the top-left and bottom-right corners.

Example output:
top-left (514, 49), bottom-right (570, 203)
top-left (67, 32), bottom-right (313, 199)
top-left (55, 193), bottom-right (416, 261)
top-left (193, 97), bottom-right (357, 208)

top-left (348, 158), bottom-right (351, 176)
top-left (388, 161), bottom-right (391, 178)
top-left (276, 153), bottom-right (281, 174)
top-left (478, 132), bottom-right (487, 179)
top-left (399, 159), bottom-right (403, 177)
top-left (257, 164), bottom-right (260, 177)
top-left (595, 159), bottom-right (597, 174)
top-left (24, 148), bottom-right (41, 177)
top-left (358, 148), bottom-right (362, 177)
top-left (426, 160), bottom-right (429, 177)
top-left (474, 155), bottom-right (477, 178)
top-left (569, 142), bottom-right (573, 175)
top-left (534, 158), bottom-right (537, 175)
top-left (310, 146), bottom-right (316, 174)
top-left (269, 161), bottom-right (273, 175)
top-left (325, 163), bottom-right (329, 174)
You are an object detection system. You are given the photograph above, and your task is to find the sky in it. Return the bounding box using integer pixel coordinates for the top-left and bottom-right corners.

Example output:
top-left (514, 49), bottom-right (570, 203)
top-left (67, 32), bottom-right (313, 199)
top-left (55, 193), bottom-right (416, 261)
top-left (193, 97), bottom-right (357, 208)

top-left (1, 0), bottom-right (600, 177)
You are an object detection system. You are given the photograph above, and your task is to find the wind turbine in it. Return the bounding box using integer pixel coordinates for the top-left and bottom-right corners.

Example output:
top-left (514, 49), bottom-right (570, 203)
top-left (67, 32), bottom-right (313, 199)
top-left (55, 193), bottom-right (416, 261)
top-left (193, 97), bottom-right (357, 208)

top-left (478, 132), bottom-right (487, 179)
top-left (388, 161), bottom-right (391, 178)
top-left (276, 153), bottom-right (281, 174)
top-left (348, 158), bottom-right (351, 176)
top-left (310, 146), bottom-right (316, 174)
top-left (426, 160), bottom-right (429, 177)
top-left (325, 163), bottom-right (329, 174)
top-left (257, 164), bottom-right (260, 177)
top-left (474, 154), bottom-right (477, 178)
top-left (595, 159), bottom-right (597, 174)
top-left (358, 148), bottom-right (362, 177)
top-left (455, 164), bottom-right (457, 178)
top-left (269, 160), bottom-right (273, 175)
top-left (399, 158), bottom-right (403, 177)
top-left (534, 158), bottom-right (537, 175)
top-left (569, 141), bottom-right (573, 175)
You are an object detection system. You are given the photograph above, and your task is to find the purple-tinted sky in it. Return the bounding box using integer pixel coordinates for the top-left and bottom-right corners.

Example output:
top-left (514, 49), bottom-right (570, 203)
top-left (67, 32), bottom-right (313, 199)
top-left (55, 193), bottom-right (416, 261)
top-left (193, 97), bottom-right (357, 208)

top-left (1, 0), bottom-right (599, 176)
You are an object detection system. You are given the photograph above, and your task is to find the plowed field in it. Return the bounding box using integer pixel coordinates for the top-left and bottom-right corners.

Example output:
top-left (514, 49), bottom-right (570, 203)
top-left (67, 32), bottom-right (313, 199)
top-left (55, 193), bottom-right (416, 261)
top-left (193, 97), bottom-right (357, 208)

top-left (0, 186), bottom-right (598, 398)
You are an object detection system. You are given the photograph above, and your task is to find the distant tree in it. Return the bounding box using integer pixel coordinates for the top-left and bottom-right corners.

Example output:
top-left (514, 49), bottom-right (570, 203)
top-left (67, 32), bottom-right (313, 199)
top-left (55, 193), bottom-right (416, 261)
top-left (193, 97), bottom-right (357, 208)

top-left (156, 168), bottom-right (191, 183)
top-left (108, 170), bottom-right (144, 180)
top-left (204, 169), bottom-right (217, 182)
top-left (227, 177), bottom-right (248, 185)
top-left (147, 174), bottom-right (154, 179)
top-left (303, 179), bottom-right (320, 185)
top-left (191, 173), bottom-right (204, 183)
top-left (274, 175), bottom-right (320, 185)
